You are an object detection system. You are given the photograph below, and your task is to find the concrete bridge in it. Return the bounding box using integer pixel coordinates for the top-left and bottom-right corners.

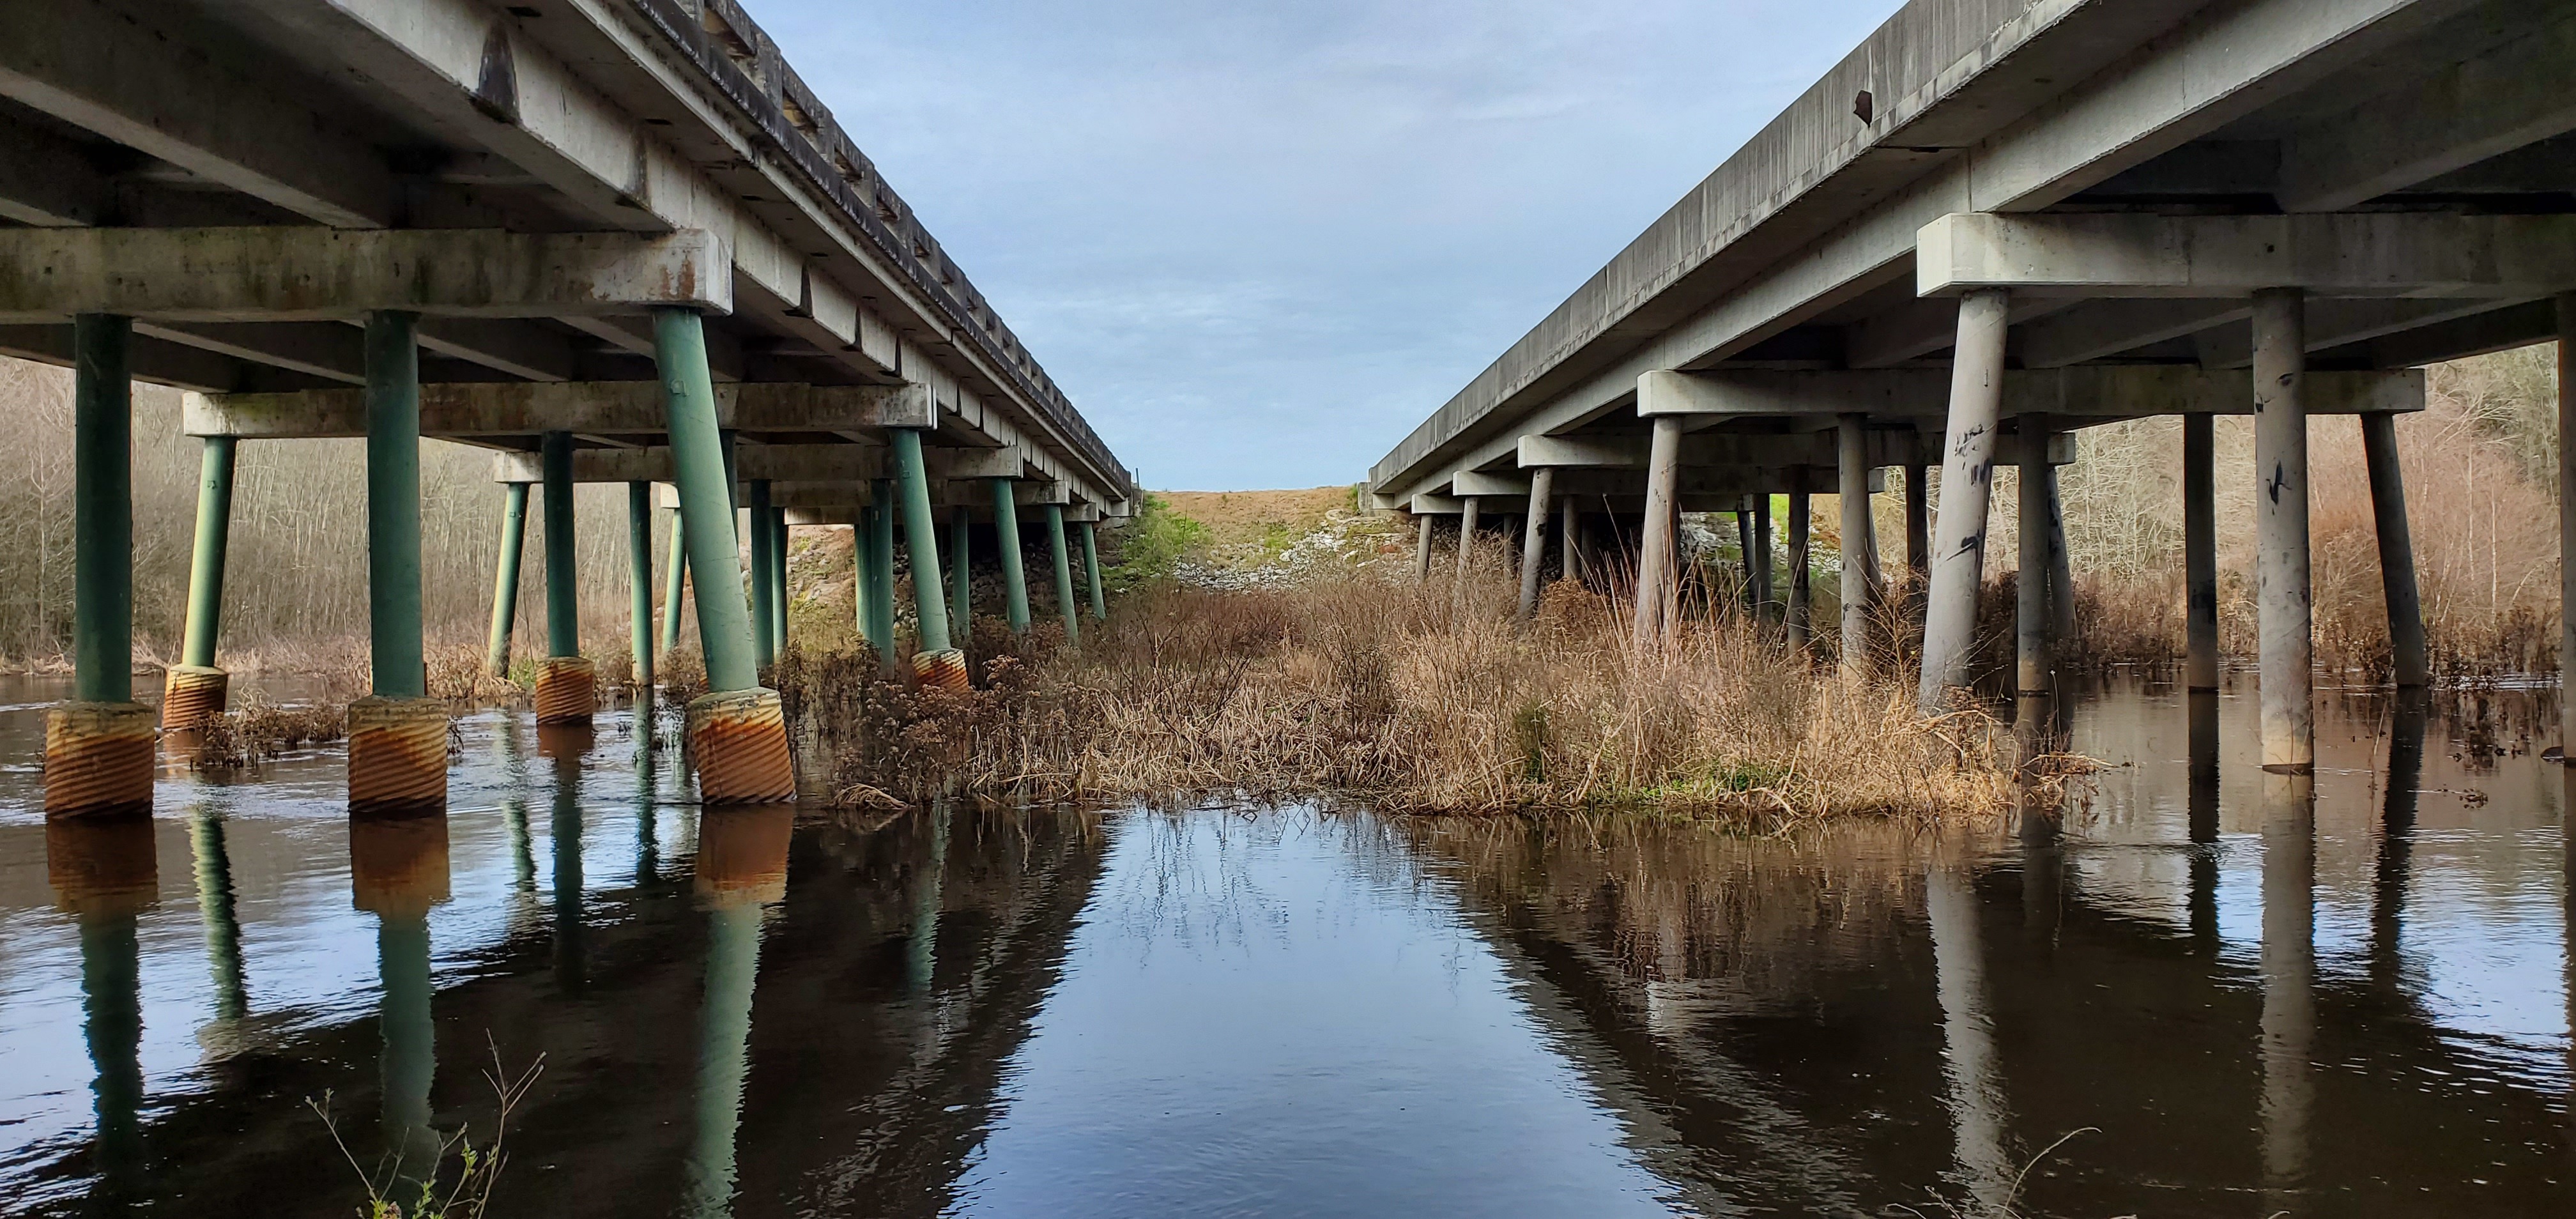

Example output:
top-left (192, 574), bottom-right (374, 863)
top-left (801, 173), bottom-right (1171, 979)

top-left (1368, 0), bottom-right (2576, 766)
top-left (2, 0), bottom-right (1135, 815)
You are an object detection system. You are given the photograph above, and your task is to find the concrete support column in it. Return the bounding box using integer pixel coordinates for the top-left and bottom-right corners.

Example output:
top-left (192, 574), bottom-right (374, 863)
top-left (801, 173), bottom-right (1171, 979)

top-left (2258, 772), bottom-right (2317, 1201)
top-left (891, 430), bottom-right (965, 690)
top-left (1081, 521), bottom-right (1107, 622)
top-left (1632, 414), bottom-right (1684, 648)
top-left (1046, 503), bottom-right (1080, 648)
top-left (1735, 501), bottom-right (1758, 618)
top-left (1905, 463), bottom-right (1929, 586)
top-left (949, 505), bottom-right (972, 638)
top-left (1787, 471), bottom-right (1813, 651)
top-left (1560, 496), bottom-right (1582, 586)
top-left (1517, 466), bottom-right (1555, 619)
top-left (2044, 464), bottom-right (2076, 652)
top-left (2184, 414), bottom-right (2220, 690)
top-left (1838, 414), bottom-right (1873, 677)
top-left (1918, 288), bottom-right (2011, 712)
top-left (165, 435), bottom-right (238, 728)
top-left (770, 509), bottom-right (788, 656)
top-left (347, 311), bottom-right (447, 811)
top-left (535, 431), bottom-right (594, 726)
top-left (2253, 289), bottom-right (2313, 772)
top-left (486, 483), bottom-right (530, 678)
top-left (865, 484), bottom-right (897, 668)
top-left (1751, 493), bottom-right (1774, 622)
top-left (992, 479), bottom-right (1031, 635)
top-left (1454, 494), bottom-right (1482, 584)
top-left (1413, 512), bottom-right (1432, 582)
top-left (46, 315), bottom-right (151, 816)
top-left (2561, 295), bottom-right (2576, 756)
top-left (746, 479), bottom-right (776, 670)
top-left (649, 308), bottom-right (790, 803)
top-left (659, 510), bottom-right (686, 659)
top-left (2359, 413), bottom-right (2428, 687)
top-left (627, 482), bottom-right (656, 702)
top-left (2016, 420), bottom-right (2052, 696)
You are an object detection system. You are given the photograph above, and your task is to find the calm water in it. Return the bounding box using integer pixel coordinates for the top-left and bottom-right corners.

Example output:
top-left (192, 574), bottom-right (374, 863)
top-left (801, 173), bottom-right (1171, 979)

top-left (0, 675), bottom-right (2569, 1216)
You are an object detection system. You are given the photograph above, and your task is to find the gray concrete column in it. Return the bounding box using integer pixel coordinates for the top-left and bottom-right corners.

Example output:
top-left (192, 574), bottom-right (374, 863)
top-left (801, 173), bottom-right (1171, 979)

top-left (2253, 288), bottom-right (2314, 772)
top-left (2044, 463), bottom-right (2076, 653)
top-left (1453, 494), bottom-right (1480, 585)
top-left (1905, 463), bottom-right (1930, 586)
top-left (1838, 415), bottom-right (1873, 677)
top-left (2557, 296), bottom-right (2576, 755)
top-left (1632, 414), bottom-right (1684, 647)
top-left (2016, 422), bottom-right (2051, 696)
top-left (1560, 495), bottom-right (1581, 586)
top-left (1919, 289), bottom-right (2010, 711)
top-left (1735, 500), bottom-right (1758, 618)
top-left (1751, 492), bottom-right (1773, 622)
top-left (1786, 471), bottom-right (1812, 650)
top-left (1413, 512), bottom-right (1432, 583)
top-left (2185, 413), bottom-right (2220, 690)
top-left (2359, 412), bottom-right (2428, 687)
top-left (1517, 466), bottom-right (1554, 619)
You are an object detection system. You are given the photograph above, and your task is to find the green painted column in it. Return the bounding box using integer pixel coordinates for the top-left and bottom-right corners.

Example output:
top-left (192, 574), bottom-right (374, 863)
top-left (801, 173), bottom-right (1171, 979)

top-left (649, 309), bottom-right (758, 693)
top-left (890, 431), bottom-right (954, 655)
top-left (187, 808), bottom-right (249, 1022)
top-left (1080, 520), bottom-right (1106, 622)
top-left (866, 482), bottom-right (897, 660)
top-left (73, 315), bottom-right (131, 704)
top-left (628, 482), bottom-right (656, 692)
top-left (486, 482), bottom-right (530, 677)
top-left (1045, 503), bottom-right (1079, 647)
top-left (659, 509), bottom-right (686, 657)
top-left (179, 436), bottom-right (236, 670)
top-left (992, 479), bottom-right (1030, 635)
top-left (746, 480), bottom-right (776, 668)
top-left (365, 312), bottom-right (425, 699)
top-left (540, 432), bottom-right (579, 659)
top-left (771, 509), bottom-right (790, 652)
top-left (948, 506), bottom-right (972, 639)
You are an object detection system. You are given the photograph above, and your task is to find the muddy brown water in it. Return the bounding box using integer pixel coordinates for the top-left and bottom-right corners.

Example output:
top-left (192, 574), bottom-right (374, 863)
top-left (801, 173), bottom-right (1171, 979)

top-left (0, 673), bottom-right (2568, 1216)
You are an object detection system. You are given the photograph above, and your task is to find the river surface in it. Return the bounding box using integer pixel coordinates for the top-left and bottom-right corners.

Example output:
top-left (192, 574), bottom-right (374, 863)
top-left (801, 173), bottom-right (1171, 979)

top-left (0, 673), bottom-right (2568, 1216)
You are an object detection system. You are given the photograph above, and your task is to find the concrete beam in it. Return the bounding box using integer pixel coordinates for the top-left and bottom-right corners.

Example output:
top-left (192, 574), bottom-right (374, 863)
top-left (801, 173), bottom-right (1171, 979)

top-left (0, 118), bottom-right (111, 227)
top-left (2190, 297), bottom-right (2537, 368)
top-left (1517, 434), bottom-right (1648, 468)
top-left (187, 381), bottom-right (932, 439)
top-left (1451, 470), bottom-right (1529, 497)
top-left (930, 446), bottom-right (1033, 481)
top-left (1845, 296), bottom-right (2071, 369)
top-left (1517, 429), bottom-right (1939, 470)
top-left (496, 444), bottom-right (884, 485)
top-left (0, 228), bottom-right (730, 324)
top-left (0, 0), bottom-right (395, 228)
top-left (1917, 213), bottom-right (2576, 299)
top-left (1637, 366), bottom-right (2422, 418)
top-left (2278, 10), bottom-right (2576, 211)
top-left (2018, 300), bottom-right (2250, 368)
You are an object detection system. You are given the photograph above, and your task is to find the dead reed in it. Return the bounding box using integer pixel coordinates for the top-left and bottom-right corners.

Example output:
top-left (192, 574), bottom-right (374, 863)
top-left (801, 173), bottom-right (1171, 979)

top-left (187, 700), bottom-right (348, 769)
top-left (776, 564), bottom-right (2034, 823)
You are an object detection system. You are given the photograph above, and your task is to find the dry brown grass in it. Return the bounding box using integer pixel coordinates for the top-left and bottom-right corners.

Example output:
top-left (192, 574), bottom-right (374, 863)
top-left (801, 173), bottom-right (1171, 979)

top-left (776, 563), bottom-right (2039, 823)
top-left (185, 700), bottom-right (349, 769)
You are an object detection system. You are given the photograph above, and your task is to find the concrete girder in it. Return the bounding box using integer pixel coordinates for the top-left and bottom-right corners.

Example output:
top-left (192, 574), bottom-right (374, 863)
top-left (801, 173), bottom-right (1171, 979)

top-left (1917, 212), bottom-right (2576, 299)
top-left (2278, 8), bottom-right (2576, 211)
top-left (2017, 300), bottom-right (2251, 369)
top-left (0, 227), bottom-right (730, 324)
top-left (496, 444), bottom-right (885, 485)
top-left (0, 117), bottom-right (113, 227)
top-left (185, 380), bottom-right (933, 440)
top-left (1371, 0), bottom-right (2465, 500)
top-left (1844, 296), bottom-right (2074, 369)
top-left (1517, 429), bottom-right (1952, 471)
top-left (2190, 297), bottom-right (2540, 368)
top-left (1636, 367), bottom-right (2422, 421)
top-left (0, 0), bottom-right (396, 229)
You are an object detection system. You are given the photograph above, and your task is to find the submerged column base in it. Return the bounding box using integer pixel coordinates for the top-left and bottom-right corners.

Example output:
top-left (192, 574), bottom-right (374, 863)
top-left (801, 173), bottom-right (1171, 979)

top-left (347, 696), bottom-right (450, 815)
top-left (45, 702), bottom-right (156, 818)
top-left (160, 665), bottom-right (229, 730)
top-left (912, 647), bottom-right (969, 692)
top-left (686, 688), bottom-right (795, 804)
top-left (532, 656), bottom-right (597, 725)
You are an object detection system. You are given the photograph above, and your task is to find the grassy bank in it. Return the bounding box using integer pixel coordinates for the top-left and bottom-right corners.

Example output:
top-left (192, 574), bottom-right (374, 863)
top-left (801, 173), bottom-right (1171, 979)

top-left (777, 567), bottom-right (2043, 824)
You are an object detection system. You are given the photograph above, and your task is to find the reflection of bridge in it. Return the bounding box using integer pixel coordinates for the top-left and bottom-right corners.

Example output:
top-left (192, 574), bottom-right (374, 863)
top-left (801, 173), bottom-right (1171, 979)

top-left (1370, 0), bottom-right (2576, 763)
top-left (1410, 695), bottom-right (2573, 1213)
top-left (8, 0), bottom-right (1131, 815)
top-left (32, 747), bottom-right (1110, 1215)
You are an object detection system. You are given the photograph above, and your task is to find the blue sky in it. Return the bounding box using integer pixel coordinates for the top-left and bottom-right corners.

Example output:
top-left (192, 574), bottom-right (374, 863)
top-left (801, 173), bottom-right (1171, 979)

top-left (757, 0), bottom-right (1909, 491)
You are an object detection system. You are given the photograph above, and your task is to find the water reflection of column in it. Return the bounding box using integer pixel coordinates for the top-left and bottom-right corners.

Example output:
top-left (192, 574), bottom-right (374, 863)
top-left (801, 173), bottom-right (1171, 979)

top-left (187, 805), bottom-right (249, 1023)
top-left (2370, 691), bottom-right (2427, 992)
top-left (909, 805), bottom-right (949, 995)
top-left (49, 817), bottom-right (156, 1202)
top-left (2562, 763), bottom-right (2574, 1162)
top-left (351, 814), bottom-right (452, 1193)
top-left (687, 806), bottom-right (792, 1219)
top-left (2187, 691), bottom-right (2221, 951)
top-left (1926, 862), bottom-right (2013, 1213)
top-left (542, 724), bottom-right (592, 992)
top-left (634, 746), bottom-right (661, 887)
top-left (2258, 772), bottom-right (2315, 1204)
